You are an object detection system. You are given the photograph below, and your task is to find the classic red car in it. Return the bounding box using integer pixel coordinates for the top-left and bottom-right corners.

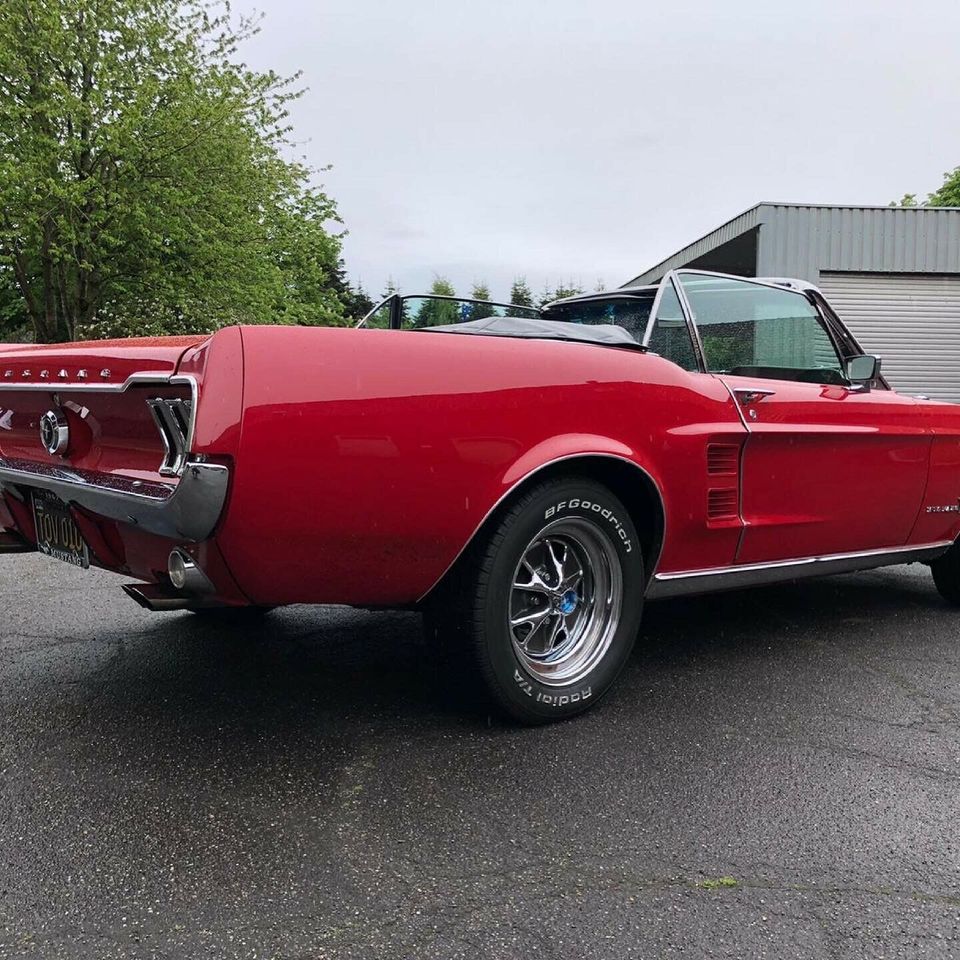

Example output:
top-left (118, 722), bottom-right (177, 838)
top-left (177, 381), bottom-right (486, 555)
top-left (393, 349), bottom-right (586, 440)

top-left (2, 269), bottom-right (960, 723)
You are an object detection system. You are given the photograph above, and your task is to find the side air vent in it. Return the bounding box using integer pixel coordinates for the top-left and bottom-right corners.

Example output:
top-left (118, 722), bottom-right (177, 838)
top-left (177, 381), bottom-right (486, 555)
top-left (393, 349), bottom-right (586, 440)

top-left (147, 398), bottom-right (192, 476)
top-left (707, 488), bottom-right (739, 521)
top-left (707, 443), bottom-right (739, 476)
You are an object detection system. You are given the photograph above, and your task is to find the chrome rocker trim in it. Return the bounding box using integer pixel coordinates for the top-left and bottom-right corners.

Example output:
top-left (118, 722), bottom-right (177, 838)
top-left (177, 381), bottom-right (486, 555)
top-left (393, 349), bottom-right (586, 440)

top-left (646, 540), bottom-right (953, 600)
top-left (0, 456), bottom-right (228, 542)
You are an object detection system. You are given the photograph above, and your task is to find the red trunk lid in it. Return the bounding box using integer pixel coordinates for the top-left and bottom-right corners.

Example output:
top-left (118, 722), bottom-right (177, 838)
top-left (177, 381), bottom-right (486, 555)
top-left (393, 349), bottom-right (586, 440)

top-left (0, 336), bottom-right (208, 480)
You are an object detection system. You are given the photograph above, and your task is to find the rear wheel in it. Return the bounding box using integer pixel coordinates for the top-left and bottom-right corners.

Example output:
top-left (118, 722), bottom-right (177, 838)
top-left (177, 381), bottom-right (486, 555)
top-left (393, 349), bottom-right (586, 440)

top-left (425, 477), bottom-right (644, 723)
top-left (931, 542), bottom-right (960, 605)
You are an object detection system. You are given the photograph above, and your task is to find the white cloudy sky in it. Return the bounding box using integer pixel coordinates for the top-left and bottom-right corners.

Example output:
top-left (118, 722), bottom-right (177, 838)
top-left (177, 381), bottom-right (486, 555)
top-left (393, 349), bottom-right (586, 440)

top-left (233, 0), bottom-right (960, 301)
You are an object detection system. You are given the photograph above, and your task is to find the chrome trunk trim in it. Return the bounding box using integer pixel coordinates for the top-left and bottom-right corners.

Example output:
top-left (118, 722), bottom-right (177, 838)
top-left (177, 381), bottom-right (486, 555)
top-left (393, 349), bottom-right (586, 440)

top-left (0, 371), bottom-right (196, 394)
top-left (646, 540), bottom-right (953, 600)
top-left (0, 372), bottom-right (198, 478)
top-left (0, 456), bottom-right (228, 541)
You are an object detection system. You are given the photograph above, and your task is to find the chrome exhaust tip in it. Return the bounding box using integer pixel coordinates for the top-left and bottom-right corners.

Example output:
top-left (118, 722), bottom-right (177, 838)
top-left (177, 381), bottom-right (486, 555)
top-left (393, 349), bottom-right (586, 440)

top-left (167, 549), bottom-right (213, 595)
top-left (122, 583), bottom-right (198, 611)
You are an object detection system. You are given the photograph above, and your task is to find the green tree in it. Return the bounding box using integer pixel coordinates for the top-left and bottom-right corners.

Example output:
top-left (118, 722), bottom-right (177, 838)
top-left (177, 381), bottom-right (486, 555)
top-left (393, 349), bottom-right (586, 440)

top-left (0, 0), bottom-right (346, 342)
top-left (413, 276), bottom-right (460, 328)
top-left (540, 281), bottom-right (584, 308)
top-left (342, 282), bottom-right (375, 322)
top-left (891, 166), bottom-right (960, 208)
top-left (0, 264), bottom-right (29, 341)
top-left (507, 277), bottom-right (535, 316)
top-left (465, 281), bottom-right (495, 321)
top-left (929, 167), bottom-right (960, 206)
top-left (324, 258), bottom-right (374, 323)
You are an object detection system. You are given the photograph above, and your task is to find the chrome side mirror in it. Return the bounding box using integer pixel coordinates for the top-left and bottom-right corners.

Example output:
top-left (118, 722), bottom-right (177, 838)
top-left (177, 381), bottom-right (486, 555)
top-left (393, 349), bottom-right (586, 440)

top-left (846, 354), bottom-right (881, 385)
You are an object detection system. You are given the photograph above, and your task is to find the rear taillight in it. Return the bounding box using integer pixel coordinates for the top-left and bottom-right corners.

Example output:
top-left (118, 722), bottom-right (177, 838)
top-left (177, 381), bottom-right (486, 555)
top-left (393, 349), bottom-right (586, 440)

top-left (147, 398), bottom-right (192, 476)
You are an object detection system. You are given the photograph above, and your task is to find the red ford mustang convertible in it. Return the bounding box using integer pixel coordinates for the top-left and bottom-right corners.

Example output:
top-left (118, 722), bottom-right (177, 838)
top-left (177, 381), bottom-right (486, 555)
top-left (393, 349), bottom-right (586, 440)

top-left (2, 270), bottom-right (960, 723)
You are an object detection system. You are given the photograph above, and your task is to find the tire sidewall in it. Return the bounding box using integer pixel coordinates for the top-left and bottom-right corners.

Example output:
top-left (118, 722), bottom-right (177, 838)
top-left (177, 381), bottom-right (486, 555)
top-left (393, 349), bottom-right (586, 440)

top-left (480, 480), bottom-right (644, 721)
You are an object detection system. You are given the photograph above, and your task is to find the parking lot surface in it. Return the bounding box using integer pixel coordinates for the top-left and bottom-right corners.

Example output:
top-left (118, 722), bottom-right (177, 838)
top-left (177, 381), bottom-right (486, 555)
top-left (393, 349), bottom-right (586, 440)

top-left (2, 555), bottom-right (960, 958)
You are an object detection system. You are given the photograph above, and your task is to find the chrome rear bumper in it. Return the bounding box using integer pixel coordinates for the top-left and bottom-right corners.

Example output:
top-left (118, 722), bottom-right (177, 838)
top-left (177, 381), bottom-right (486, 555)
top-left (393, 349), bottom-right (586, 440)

top-left (0, 456), bottom-right (228, 542)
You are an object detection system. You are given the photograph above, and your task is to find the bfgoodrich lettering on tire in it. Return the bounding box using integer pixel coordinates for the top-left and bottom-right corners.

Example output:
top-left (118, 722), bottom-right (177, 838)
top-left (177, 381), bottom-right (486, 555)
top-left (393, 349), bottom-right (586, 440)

top-left (425, 477), bottom-right (645, 723)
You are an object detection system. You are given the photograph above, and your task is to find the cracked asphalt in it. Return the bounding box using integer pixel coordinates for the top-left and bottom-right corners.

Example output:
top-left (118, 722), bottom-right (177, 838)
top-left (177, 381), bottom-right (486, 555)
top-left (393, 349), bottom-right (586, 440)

top-left (2, 555), bottom-right (960, 958)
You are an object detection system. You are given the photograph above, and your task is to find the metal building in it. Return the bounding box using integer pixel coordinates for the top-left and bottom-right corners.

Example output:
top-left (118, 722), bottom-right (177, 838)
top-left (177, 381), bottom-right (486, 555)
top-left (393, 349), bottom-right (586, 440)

top-left (625, 203), bottom-right (960, 401)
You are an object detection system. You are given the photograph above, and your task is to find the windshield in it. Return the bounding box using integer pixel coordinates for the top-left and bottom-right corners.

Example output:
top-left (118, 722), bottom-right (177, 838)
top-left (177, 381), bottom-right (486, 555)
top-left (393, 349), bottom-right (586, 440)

top-left (404, 297), bottom-right (538, 328)
top-left (541, 295), bottom-right (655, 342)
top-left (359, 294), bottom-right (538, 328)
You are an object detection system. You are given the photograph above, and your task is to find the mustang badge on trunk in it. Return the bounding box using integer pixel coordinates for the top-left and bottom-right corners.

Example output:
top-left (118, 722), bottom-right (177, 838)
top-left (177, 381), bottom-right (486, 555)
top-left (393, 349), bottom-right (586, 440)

top-left (39, 409), bottom-right (69, 456)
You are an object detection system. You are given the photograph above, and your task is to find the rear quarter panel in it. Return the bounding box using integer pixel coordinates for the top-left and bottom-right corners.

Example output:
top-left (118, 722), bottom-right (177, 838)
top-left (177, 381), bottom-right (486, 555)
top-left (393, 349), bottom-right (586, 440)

top-left (217, 326), bottom-right (745, 606)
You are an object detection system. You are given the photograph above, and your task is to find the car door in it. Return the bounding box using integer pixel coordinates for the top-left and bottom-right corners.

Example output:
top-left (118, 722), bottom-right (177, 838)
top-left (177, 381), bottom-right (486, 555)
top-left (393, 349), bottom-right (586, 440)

top-left (673, 271), bottom-right (931, 565)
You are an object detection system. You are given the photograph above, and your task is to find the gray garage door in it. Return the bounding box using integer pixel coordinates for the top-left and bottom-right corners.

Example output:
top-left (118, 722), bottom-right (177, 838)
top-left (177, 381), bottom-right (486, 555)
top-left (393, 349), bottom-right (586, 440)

top-left (818, 272), bottom-right (960, 402)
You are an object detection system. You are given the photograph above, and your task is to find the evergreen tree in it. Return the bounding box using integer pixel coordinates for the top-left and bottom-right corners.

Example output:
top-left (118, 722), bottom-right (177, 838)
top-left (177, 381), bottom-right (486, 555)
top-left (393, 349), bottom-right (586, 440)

top-left (412, 277), bottom-right (460, 328)
top-left (507, 277), bottom-right (535, 316)
top-left (344, 283), bottom-right (375, 321)
top-left (540, 281), bottom-right (584, 308)
top-left (466, 281), bottom-right (495, 321)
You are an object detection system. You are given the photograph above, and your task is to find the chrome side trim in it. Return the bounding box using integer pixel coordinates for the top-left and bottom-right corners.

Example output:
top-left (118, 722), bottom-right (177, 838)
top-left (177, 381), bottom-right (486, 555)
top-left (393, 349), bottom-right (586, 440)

top-left (646, 540), bottom-right (953, 600)
top-left (0, 455), bottom-right (228, 541)
top-left (416, 452), bottom-right (667, 604)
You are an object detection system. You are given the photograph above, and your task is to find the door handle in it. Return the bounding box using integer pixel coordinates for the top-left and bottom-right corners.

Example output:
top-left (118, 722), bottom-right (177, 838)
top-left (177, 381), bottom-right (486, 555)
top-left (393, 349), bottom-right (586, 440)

top-left (733, 387), bottom-right (776, 405)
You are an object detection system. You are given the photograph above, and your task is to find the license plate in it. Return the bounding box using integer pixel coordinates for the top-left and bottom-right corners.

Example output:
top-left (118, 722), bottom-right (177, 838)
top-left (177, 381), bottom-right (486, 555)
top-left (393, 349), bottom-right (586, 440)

top-left (32, 490), bottom-right (90, 569)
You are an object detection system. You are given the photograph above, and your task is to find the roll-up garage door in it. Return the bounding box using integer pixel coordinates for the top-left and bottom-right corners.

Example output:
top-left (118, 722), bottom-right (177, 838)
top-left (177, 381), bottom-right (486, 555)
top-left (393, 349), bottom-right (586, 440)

top-left (818, 272), bottom-right (960, 402)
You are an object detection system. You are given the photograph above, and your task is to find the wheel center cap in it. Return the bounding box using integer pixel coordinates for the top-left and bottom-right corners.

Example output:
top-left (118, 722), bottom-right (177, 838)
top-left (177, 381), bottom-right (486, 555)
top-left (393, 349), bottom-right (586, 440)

top-left (557, 589), bottom-right (579, 615)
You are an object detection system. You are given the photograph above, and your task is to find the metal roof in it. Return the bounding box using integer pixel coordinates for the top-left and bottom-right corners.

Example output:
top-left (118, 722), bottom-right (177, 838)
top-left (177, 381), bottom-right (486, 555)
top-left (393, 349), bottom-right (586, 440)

top-left (625, 203), bottom-right (960, 287)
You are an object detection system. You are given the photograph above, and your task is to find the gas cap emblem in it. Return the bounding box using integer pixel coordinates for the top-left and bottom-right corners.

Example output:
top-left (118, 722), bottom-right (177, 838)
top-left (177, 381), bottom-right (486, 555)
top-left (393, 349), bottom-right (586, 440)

top-left (40, 409), bottom-right (69, 456)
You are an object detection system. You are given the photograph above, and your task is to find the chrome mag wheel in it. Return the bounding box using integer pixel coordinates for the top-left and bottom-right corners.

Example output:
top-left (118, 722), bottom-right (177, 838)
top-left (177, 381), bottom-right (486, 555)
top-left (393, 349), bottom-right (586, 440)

top-left (508, 517), bottom-right (623, 687)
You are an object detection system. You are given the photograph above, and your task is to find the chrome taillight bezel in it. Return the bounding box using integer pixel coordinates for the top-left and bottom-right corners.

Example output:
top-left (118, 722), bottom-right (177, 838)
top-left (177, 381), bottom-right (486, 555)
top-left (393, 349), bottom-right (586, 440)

top-left (147, 398), bottom-right (193, 476)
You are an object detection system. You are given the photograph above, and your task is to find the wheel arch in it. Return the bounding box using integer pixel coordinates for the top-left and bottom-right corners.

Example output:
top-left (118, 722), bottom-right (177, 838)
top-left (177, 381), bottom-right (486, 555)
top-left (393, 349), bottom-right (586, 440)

top-left (419, 452), bottom-right (666, 604)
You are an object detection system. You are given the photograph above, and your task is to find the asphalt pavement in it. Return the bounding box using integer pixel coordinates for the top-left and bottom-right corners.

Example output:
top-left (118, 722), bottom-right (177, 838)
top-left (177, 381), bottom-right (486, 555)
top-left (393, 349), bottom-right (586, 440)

top-left (2, 554), bottom-right (960, 958)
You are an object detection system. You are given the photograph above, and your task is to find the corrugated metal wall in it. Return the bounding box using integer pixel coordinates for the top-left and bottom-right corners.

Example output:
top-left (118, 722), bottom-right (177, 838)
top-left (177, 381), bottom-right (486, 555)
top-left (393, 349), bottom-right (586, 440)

top-left (756, 206), bottom-right (960, 283)
top-left (819, 272), bottom-right (960, 402)
top-left (631, 204), bottom-right (960, 287)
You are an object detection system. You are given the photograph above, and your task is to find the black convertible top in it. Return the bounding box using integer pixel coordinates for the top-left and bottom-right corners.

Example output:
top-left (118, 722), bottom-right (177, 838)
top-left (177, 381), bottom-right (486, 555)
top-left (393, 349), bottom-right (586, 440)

top-left (419, 316), bottom-right (642, 349)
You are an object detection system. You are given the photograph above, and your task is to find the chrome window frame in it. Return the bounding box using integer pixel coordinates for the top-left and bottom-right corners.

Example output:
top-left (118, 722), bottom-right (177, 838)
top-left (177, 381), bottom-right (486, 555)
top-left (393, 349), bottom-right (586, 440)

top-left (666, 269), bottom-right (858, 383)
top-left (641, 271), bottom-right (706, 373)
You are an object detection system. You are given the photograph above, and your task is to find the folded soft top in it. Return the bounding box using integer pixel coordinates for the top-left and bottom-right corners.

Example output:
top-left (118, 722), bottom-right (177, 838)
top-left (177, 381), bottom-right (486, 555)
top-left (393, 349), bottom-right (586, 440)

top-left (419, 316), bottom-right (642, 349)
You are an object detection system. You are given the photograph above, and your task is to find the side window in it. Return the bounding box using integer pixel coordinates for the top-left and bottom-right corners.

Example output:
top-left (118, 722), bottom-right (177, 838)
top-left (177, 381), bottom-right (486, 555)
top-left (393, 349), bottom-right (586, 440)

top-left (363, 300), bottom-right (393, 329)
top-left (646, 279), bottom-right (699, 372)
top-left (405, 297), bottom-right (463, 328)
top-left (678, 274), bottom-right (844, 383)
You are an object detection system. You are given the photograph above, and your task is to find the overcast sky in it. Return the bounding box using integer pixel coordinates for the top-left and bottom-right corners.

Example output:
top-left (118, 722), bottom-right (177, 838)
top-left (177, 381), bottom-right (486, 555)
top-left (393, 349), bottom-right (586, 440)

top-left (233, 0), bottom-right (960, 302)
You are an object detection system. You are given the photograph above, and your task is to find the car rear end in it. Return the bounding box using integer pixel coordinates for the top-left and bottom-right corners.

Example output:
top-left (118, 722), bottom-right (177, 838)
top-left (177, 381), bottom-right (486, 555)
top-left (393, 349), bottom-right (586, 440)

top-left (0, 327), bottom-right (248, 608)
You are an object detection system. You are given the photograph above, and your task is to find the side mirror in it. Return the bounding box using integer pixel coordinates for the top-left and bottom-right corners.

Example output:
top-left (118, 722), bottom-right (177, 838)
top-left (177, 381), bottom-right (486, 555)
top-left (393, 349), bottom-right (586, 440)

top-left (846, 354), bottom-right (881, 385)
